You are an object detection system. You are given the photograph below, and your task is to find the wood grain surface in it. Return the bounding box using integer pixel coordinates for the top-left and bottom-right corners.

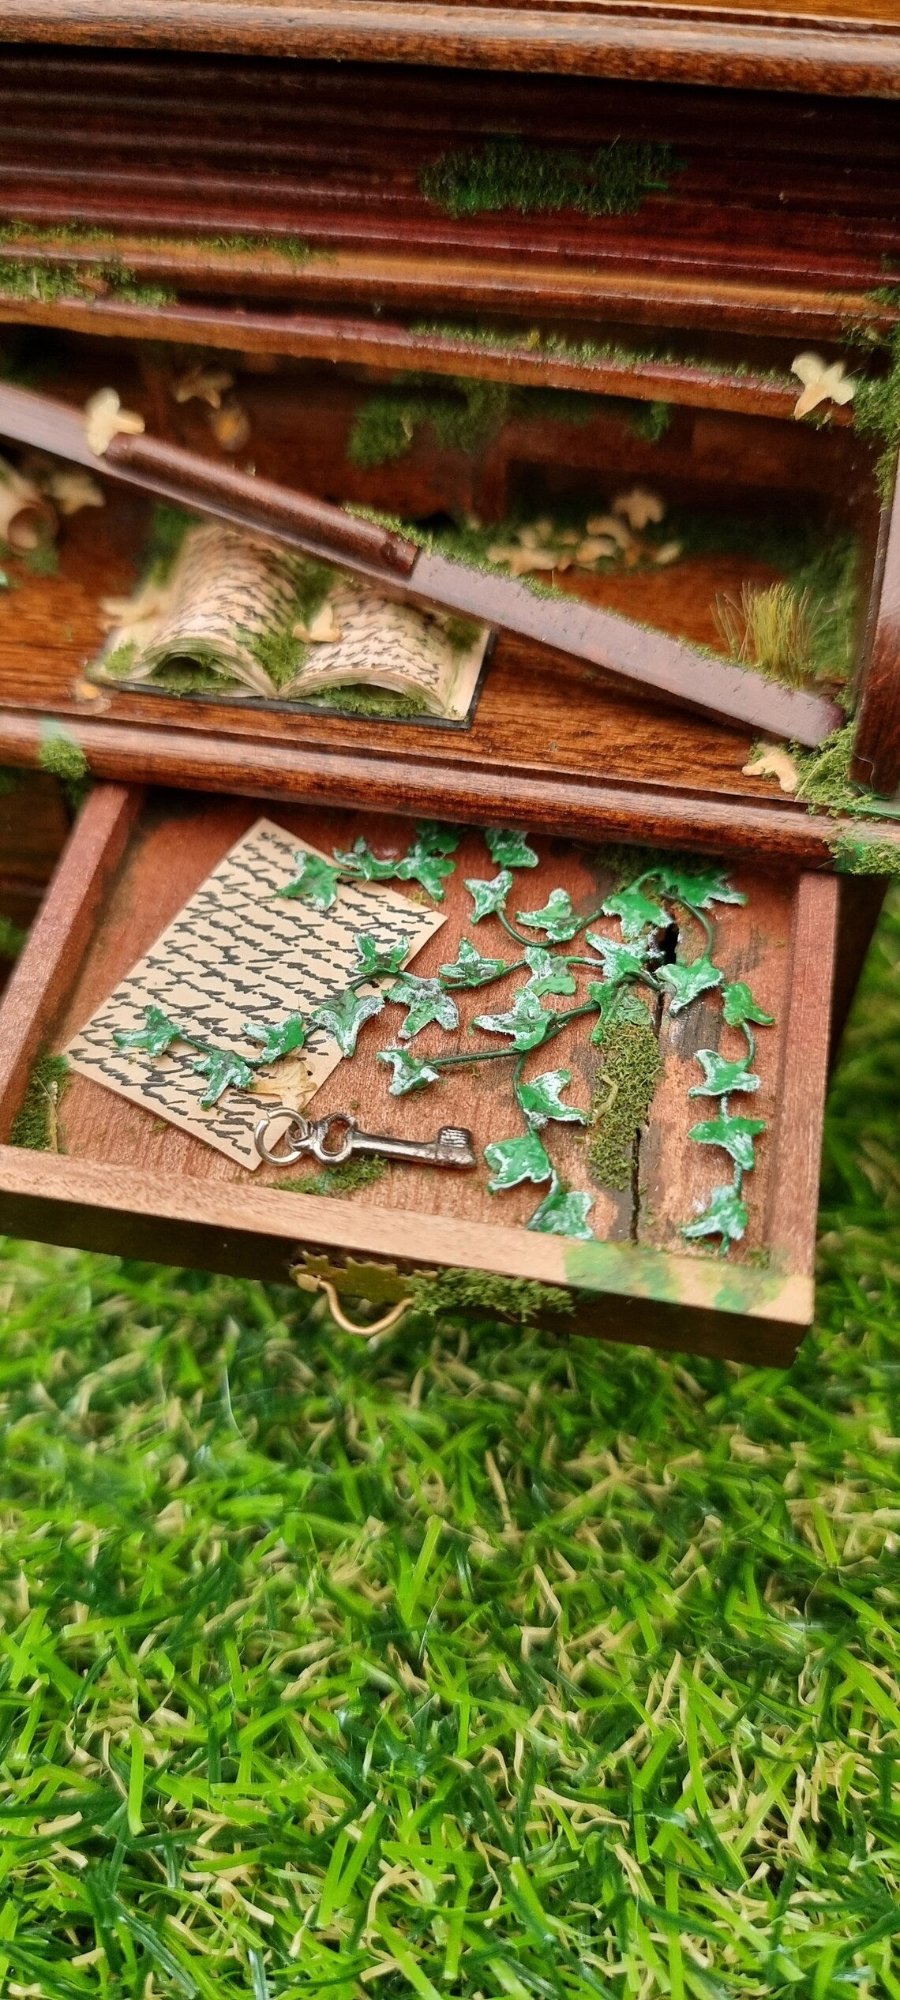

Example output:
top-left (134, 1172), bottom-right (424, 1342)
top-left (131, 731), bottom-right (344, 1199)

top-left (0, 4), bottom-right (896, 95)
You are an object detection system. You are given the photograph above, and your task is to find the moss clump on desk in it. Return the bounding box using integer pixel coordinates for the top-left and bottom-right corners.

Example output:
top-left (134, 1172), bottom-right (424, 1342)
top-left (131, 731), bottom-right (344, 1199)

top-left (37, 727), bottom-right (90, 813)
top-left (420, 137), bottom-right (679, 219)
top-left (588, 1007), bottom-right (663, 1190)
top-left (0, 255), bottom-right (175, 310)
top-left (347, 375), bottom-right (603, 471)
top-left (407, 1268), bottom-right (574, 1324)
top-left (276, 1155), bottom-right (388, 1198)
top-left (10, 1051), bottom-right (69, 1151)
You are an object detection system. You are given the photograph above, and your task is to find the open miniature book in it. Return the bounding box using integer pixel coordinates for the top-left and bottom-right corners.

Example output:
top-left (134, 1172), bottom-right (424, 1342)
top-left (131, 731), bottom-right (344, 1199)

top-left (91, 519), bottom-right (491, 721)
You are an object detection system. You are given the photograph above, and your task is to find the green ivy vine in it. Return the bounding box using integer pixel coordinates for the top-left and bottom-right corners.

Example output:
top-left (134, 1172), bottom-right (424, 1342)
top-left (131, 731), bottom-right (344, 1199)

top-left (117, 822), bottom-right (773, 1251)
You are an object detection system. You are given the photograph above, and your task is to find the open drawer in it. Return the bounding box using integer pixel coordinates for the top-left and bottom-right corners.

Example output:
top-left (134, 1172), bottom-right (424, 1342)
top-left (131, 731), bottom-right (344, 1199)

top-left (0, 781), bottom-right (841, 1363)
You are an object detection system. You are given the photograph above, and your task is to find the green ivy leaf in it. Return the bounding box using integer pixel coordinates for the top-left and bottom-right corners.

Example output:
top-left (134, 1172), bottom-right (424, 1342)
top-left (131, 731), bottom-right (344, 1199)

top-left (414, 820), bottom-right (460, 856)
top-left (656, 956), bottom-right (723, 1014)
top-left (440, 937), bottom-right (511, 988)
top-left (396, 842), bottom-right (456, 902)
top-left (114, 1004), bottom-right (181, 1057)
top-left (378, 1048), bottom-right (441, 1096)
top-left (484, 1130), bottom-right (553, 1191)
top-left (242, 1015), bottom-right (306, 1064)
top-left (586, 933), bottom-right (652, 985)
top-left (721, 980), bottom-right (775, 1030)
top-left (333, 836), bottom-right (398, 884)
top-left (682, 1183), bottom-right (749, 1245)
top-left (689, 1050), bottom-right (761, 1099)
top-left (527, 1185), bottom-right (594, 1240)
top-left (277, 850), bottom-right (341, 911)
top-left (523, 946), bottom-right (576, 997)
top-left (655, 864), bottom-right (746, 912)
top-left (590, 985), bottom-right (653, 1045)
top-left (485, 827), bottom-right (539, 870)
top-left (518, 888), bottom-right (581, 943)
top-left (689, 1112), bottom-right (766, 1172)
top-left (602, 883), bottom-right (669, 939)
top-left (473, 987), bottom-right (555, 1051)
top-left (516, 1068), bottom-right (588, 1129)
top-left (354, 933), bottom-right (411, 980)
top-left (191, 1046), bottom-right (260, 1107)
top-left (311, 987), bottom-right (385, 1056)
top-left (466, 871), bottom-right (514, 923)
top-left (388, 974), bottom-right (460, 1041)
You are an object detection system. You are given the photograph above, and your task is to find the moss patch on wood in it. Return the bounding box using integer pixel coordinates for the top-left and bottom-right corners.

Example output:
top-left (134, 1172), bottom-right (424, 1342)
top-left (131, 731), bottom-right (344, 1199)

top-left (588, 1004), bottom-right (663, 1190)
top-left (420, 138), bottom-right (679, 220)
top-left (303, 685), bottom-right (431, 721)
top-left (276, 1155), bottom-right (388, 1197)
top-left (38, 727), bottom-right (90, 813)
top-left (10, 1052), bottom-right (69, 1150)
top-left (347, 375), bottom-right (603, 471)
top-left (0, 912), bottom-right (26, 959)
top-left (407, 1268), bottom-right (574, 1323)
top-left (0, 255), bottom-right (176, 310)
top-left (850, 306), bottom-right (900, 503)
top-left (830, 832), bottom-right (900, 878)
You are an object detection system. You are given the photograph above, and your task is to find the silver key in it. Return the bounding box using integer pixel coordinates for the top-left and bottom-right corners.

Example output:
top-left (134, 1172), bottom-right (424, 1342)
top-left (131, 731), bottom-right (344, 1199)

top-left (255, 1107), bottom-right (477, 1170)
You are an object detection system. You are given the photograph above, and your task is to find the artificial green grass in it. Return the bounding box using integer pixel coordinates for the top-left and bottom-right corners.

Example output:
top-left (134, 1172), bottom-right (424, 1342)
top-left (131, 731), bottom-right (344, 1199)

top-left (0, 896), bottom-right (897, 1995)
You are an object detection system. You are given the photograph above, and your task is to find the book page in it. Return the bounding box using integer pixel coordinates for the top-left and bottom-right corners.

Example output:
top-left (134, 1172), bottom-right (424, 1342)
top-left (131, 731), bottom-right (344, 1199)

top-left (290, 577), bottom-right (489, 718)
top-left (65, 818), bottom-right (446, 1168)
top-left (96, 522), bottom-right (302, 696)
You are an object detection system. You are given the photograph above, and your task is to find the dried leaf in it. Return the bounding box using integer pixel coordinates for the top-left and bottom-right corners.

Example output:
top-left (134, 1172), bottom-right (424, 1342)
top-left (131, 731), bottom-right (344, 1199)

top-left (612, 486), bottom-right (665, 532)
top-left (791, 352), bottom-right (857, 420)
top-left (85, 388), bottom-right (145, 458)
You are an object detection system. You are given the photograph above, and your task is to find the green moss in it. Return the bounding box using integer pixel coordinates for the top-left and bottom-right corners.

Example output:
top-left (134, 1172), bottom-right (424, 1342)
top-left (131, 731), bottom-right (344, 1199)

top-left (420, 137), bottom-right (679, 220)
top-left (589, 1011), bottom-right (663, 1189)
top-left (249, 625), bottom-right (305, 692)
top-left (20, 543), bottom-right (58, 578)
top-left (276, 1155), bottom-right (387, 1197)
top-left (629, 400), bottom-right (672, 443)
top-left (0, 766), bottom-right (23, 796)
top-left (348, 378), bottom-right (511, 469)
top-left (304, 685), bottom-right (431, 720)
top-left (144, 503), bottom-right (195, 585)
top-left (38, 727), bottom-right (90, 812)
top-left (794, 723), bottom-right (860, 814)
top-left (830, 833), bottom-right (900, 878)
top-left (0, 256), bottom-right (175, 309)
top-left (410, 319), bottom-right (794, 391)
top-left (852, 318), bottom-right (900, 503)
top-left (0, 912), bottom-right (26, 959)
top-left (102, 640), bottom-right (139, 681)
top-left (10, 1052), bottom-right (69, 1150)
top-left (407, 1268), bottom-right (574, 1323)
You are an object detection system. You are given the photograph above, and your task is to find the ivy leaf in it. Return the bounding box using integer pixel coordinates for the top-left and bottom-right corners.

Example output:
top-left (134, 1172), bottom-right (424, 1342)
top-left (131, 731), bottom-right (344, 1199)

top-left (527, 1185), bottom-right (594, 1240)
top-left (586, 933), bottom-right (652, 985)
top-left (602, 883), bottom-right (669, 939)
top-left (333, 836), bottom-right (398, 884)
top-left (354, 933), bottom-right (411, 980)
top-left (277, 850), bottom-right (341, 911)
top-left (590, 985), bottom-right (653, 1045)
top-left (242, 1014), bottom-right (306, 1064)
top-left (518, 888), bottom-right (581, 943)
top-left (523, 945), bottom-right (576, 997)
top-left (689, 1112), bottom-right (766, 1172)
top-left (656, 956), bottom-right (723, 1014)
top-left (396, 841), bottom-right (456, 902)
top-left (484, 1130), bottom-right (553, 1191)
top-left (485, 827), bottom-right (539, 870)
top-left (682, 1183), bottom-right (749, 1245)
top-left (466, 871), bottom-right (514, 923)
top-left (414, 820), bottom-right (460, 856)
top-left (378, 1047), bottom-right (441, 1096)
top-left (440, 937), bottom-right (511, 988)
top-left (191, 1046), bottom-right (259, 1107)
top-left (689, 1050), bottom-right (761, 1099)
top-left (655, 864), bottom-right (746, 912)
top-left (311, 987), bottom-right (385, 1056)
top-left (474, 987), bottom-right (554, 1051)
top-left (388, 974), bottom-right (460, 1041)
top-left (115, 1004), bottom-right (181, 1057)
top-left (721, 980), bottom-right (775, 1030)
top-left (516, 1068), bottom-right (588, 1129)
